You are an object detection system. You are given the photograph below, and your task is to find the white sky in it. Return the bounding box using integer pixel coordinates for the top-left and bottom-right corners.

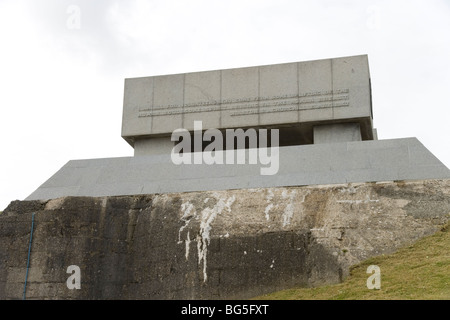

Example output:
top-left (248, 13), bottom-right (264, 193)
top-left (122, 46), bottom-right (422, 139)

top-left (1, 0), bottom-right (449, 210)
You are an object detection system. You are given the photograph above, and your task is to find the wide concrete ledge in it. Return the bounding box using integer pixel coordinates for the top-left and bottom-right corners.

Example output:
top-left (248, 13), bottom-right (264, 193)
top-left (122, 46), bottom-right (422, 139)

top-left (26, 137), bottom-right (450, 201)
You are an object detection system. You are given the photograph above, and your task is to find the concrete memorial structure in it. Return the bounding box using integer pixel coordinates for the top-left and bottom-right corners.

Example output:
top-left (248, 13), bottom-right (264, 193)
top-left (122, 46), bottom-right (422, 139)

top-left (26, 55), bottom-right (450, 201)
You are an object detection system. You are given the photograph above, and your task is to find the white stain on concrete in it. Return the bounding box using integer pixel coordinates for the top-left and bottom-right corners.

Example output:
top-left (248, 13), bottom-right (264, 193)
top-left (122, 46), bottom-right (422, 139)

top-left (197, 194), bottom-right (236, 282)
top-left (178, 201), bottom-right (196, 244)
top-left (185, 231), bottom-right (191, 260)
top-left (337, 195), bottom-right (379, 204)
top-left (281, 189), bottom-right (297, 227)
top-left (339, 186), bottom-right (359, 194)
top-left (264, 189), bottom-right (275, 221)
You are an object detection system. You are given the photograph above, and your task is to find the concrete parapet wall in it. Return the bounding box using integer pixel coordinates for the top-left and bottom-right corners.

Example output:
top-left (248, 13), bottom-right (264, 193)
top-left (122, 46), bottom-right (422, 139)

top-left (26, 138), bottom-right (450, 201)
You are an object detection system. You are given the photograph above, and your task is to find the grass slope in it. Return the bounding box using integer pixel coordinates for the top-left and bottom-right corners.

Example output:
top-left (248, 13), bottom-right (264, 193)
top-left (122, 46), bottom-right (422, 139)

top-left (257, 223), bottom-right (450, 300)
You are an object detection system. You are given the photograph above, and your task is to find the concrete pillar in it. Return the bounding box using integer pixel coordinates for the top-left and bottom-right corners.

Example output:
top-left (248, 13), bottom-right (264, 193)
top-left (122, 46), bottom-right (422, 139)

top-left (134, 138), bottom-right (175, 156)
top-left (313, 123), bottom-right (362, 144)
top-left (372, 128), bottom-right (378, 140)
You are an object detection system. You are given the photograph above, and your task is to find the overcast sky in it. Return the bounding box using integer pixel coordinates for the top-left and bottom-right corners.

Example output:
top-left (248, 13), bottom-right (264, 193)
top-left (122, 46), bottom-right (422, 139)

top-left (1, 0), bottom-right (449, 210)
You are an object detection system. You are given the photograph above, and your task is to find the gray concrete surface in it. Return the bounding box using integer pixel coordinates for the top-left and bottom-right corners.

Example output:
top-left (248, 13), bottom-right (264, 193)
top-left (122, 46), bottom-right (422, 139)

top-left (26, 137), bottom-right (450, 201)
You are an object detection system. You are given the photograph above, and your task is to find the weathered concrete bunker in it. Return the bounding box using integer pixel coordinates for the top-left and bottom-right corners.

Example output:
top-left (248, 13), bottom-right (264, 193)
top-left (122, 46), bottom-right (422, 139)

top-left (2, 55), bottom-right (449, 300)
top-left (2, 180), bottom-right (450, 299)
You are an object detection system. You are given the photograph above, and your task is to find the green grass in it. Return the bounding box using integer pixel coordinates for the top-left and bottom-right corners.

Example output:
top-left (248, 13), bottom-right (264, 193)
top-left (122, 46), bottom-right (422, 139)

top-left (256, 223), bottom-right (450, 300)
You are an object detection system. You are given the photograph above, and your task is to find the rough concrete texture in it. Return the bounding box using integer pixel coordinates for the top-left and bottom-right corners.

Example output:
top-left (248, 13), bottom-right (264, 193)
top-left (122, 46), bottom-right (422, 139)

top-left (2, 179), bottom-right (449, 299)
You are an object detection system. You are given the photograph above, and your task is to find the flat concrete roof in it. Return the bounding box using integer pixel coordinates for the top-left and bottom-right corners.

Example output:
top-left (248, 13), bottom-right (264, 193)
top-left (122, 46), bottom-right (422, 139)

top-left (26, 138), bottom-right (450, 201)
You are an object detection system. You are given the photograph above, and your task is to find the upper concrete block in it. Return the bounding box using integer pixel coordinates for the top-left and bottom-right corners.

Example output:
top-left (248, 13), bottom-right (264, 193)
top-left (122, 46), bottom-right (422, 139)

top-left (122, 55), bottom-right (374, 146)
